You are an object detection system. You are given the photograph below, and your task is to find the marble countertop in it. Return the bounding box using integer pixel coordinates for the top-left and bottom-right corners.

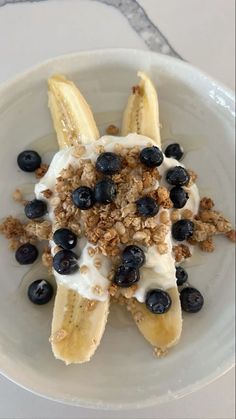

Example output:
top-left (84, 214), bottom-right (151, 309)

top-left (0, 0), bottom-right (235, 418)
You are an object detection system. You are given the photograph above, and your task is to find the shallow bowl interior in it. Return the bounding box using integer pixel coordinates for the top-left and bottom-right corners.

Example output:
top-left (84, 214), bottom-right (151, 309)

top-left (0, 49), bottom-right (235, 409)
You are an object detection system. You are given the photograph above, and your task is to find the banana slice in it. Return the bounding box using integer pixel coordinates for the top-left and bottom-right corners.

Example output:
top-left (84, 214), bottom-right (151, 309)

top-left (48, 75), bottom-right (109, 364)
top-left (48, 75), bottom-right (100, 149)
top-left (51, 285), bottom-right (109, 365)
top-left (123, 72), bottom-right (182, 352)
top-left (128, 288), bottom-right (182, 350)
top-left (121, 71), bottom-right (161, 147)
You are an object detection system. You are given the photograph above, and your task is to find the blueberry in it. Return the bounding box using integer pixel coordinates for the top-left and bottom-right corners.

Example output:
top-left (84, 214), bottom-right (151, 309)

top-left (113, 265), bottom-right (140, 288)
top-left (96, 152), bottom-right (121, 175)
top-left (136, 196), bottom-right (159, 217)
top-left (176, 266), bottom-right (188, 286)
top-left (165, 143), bottom-right (183, 161)
top-left (180, 287), bottom-right (204, 313)
top-left (53, 250), bottom-right (79, 275)
top-left (72, 186), bottom-right (95, 210)
top-left (172, 219), bottom-right (194, 241)
top-left (140, 146), bottom-right (164, 168)
top-left (28, 279), bottom-right (53, 305)
top-left (25, 199), bottom-right (47, 219)
top-left (15, 243), bottom-right (38, 265)
top-left (166, 166), bottom-right (190, 186)
top-left (53, 228), bottom-right (77, 250)
top-left (145, 289), bottom-right (172, 314)
top-left (94, 179), bottom-right (116, 204)
top-left (17, 150), bottom-right (41, 172)
top-left (122, 245), bottom-right (145, 268)
top-left (170, 186), bottom-right (189, 208)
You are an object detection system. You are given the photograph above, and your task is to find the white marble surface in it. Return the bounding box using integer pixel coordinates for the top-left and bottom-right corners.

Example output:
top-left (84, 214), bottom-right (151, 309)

top-left (0, 0), bottom-right (235, 418)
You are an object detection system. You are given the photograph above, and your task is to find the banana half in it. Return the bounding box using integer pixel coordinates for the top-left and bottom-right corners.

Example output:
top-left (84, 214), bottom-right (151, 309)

top-left (121, 71), bottom-right (162, 148)
top-left (122, 72), bottom-right (182, 352)
top-left (48, 75), bottom-right (109, 364)
top-left (48, 75), bottom-right (100, 149)
top-left (128, 288), bottom-right (182, 351)
top-left (51, 285), bottom-right (109, 365)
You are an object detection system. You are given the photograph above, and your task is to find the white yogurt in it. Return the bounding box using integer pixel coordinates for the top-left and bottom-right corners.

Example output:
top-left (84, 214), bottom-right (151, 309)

top-left (35, 134), bottom-right (200, 302)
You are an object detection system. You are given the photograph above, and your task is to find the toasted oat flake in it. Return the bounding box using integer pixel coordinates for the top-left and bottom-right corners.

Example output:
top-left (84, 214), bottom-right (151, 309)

top-left (182, 209), bottom-right (193, 219)
top-left (95, 145), bottom-right (105, 154)
top-left (121, 284), bottom-right (138, 299)
top-left (157, 186), bottom-right (169, 203)
top-left (156, 242), bottom-right (168, 255)
top-left (199, 238), bottom-right (215, 252)
top-left (93, 257), bottom-right (102, 269)
top-left (106, 124), bottom-right (120, 136)
top-left (132, 85), bottom-right (141, 95)
top-left (153, 347), bottom-right (168, 358)
top-left (25, 220), bottom-right (52, 241)
top-left (108, 283), bottom-right (119, 297)
top-left (200, 197), bottom-right (215, 210)
top-left (92, 285), bottom-right (104, 296)
top-left (42, 246), bottom-right (53, 269)
top-left (226, 229), bottom-right (236, 242)
top-left (42, 189), bottom-right (53, 199)
top-left (0, 216), bottom-right (25, 239)
top-left (133, 311), bottom-right (144, 323)
top-left (171, 209), bottom-right (181, 222)
top-left (133, 231), bottom-right (148, 241)
top-left (187, 169), bottom-right (198, 186)
top-left (87, 246), bottom-right (96, 257)
top-left (80, 265), bottom-right (89, 274)
top-left (8, 238), bottom-right (21, 251)
top-left (35, 164), bottom-right (49, 179)
top-left (50, 329), bottom-right (68, 343)
top-left (173, 244), bottom-right (191, 262)
top-left (72, 145), bottom-right (86, 158)
top-left (159, 210), bottom-right (170, 225)
top-left (114, 221), bottom-right (126, 236)
top-left (85, 300), bottom-right (97, 312)
top-left (12, 188), bottom-right (27, 205)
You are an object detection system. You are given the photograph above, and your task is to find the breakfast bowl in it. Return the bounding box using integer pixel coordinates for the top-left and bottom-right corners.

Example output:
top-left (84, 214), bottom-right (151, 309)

top-left (0, 49), bottom-right (235, 409)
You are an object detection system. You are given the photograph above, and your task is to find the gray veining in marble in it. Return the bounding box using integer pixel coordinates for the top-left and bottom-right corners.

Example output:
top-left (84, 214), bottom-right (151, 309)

top-left (0, 0), bottom-right (182, 59)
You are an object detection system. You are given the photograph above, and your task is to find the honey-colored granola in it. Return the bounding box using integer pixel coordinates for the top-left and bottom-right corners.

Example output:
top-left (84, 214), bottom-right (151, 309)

top-left (187, 169), bottom-right (198, 186)
top-left (199, 238), bottom-right (215, 252)
top-left (171, 209), bottom-right (181, 222)
top-left (106, 124), bottom-right (120, 136)
top-left (226, 229), bottom-right (236, 242)
top-left (182, 209), bottom-right (193, 219)
top-left (25, 220), bottom-right (52, 240)
top-left (42, 189), bottom-right (53, 199)
top-left (12, 188), bottom-right (27, 205)
top-left (42, 246), bottom-right (53, 270)
top-left (200, 197), bottom-right (215, 210)
top-left (50, 147), bottom-right (173, 257)
top-left (173, 244), bottom-right (191, 262)
top-left (35, 164), bottom-right (49, 179)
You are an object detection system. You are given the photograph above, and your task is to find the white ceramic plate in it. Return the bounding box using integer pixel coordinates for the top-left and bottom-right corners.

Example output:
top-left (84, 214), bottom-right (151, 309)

top-left (0, 49), bottom-right (235, 409)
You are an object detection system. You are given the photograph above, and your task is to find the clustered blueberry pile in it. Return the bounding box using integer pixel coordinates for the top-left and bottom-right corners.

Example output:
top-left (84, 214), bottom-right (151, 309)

top-left (15, 144), bottom-right (204, 314)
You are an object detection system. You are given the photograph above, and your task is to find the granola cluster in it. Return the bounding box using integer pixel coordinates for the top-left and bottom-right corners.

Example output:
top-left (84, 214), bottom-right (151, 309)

top-left (0, 215), bottom-right (52, 267)
top-left (0, 142), bottom-right (235, 295)
top-left (51, 145), bottom-right (172, 259)
top-left (188, 198), bottom-right (235, 252)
